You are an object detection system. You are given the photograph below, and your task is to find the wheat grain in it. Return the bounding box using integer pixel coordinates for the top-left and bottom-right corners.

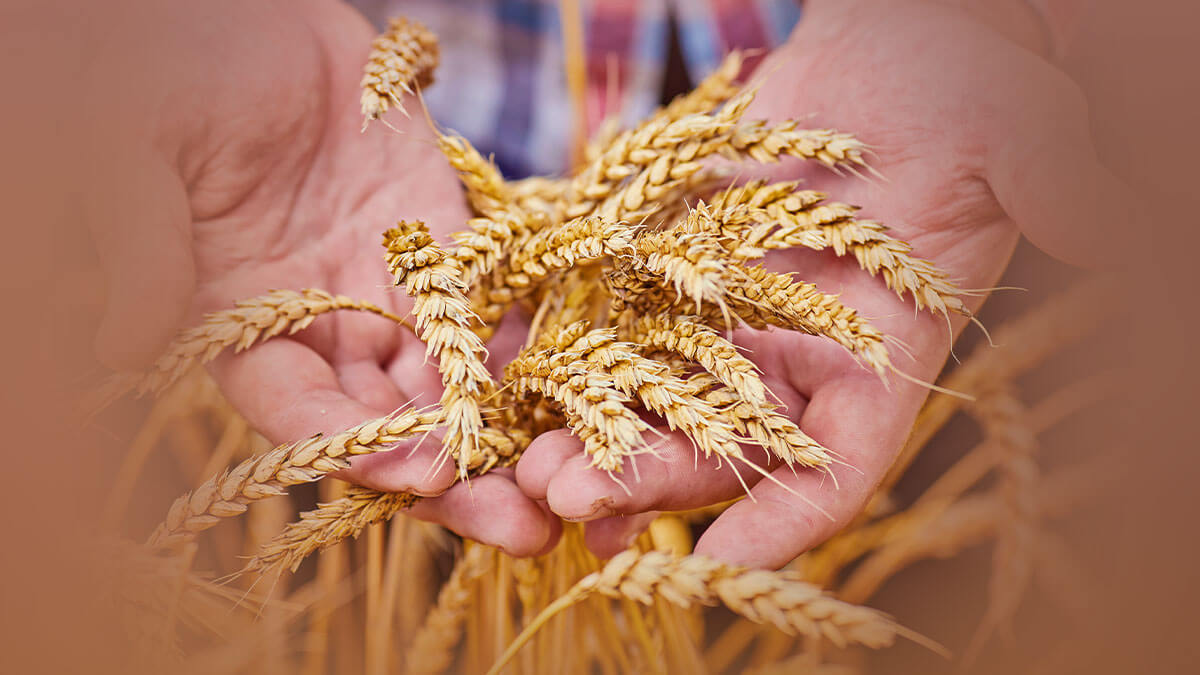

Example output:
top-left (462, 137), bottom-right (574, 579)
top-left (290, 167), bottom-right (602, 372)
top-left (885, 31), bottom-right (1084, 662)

top-left (361, 17), bottom-right (439, 123)
top-left (146, 407), bottom-right (440, 548)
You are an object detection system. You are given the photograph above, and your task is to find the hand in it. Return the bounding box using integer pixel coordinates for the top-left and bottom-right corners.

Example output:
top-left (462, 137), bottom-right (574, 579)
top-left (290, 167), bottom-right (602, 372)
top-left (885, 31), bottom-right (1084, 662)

top-left (515, 0), bottom-right (1130, 567)
top-left (87, 0), bottom-right (555, 556)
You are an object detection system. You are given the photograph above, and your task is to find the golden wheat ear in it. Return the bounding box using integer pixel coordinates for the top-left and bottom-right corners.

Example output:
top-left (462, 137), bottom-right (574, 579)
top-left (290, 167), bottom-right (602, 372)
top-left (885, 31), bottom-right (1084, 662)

top-left (360, 17), bottom-right (439, 127)
top-left (86, 288), bottom-right (413, 418)
top-left (384, 221), bottom-right (496, 481)
top-left (146, 406), bottom-right (440, 549)
top-left (486, 550), bottom-right (944, 675)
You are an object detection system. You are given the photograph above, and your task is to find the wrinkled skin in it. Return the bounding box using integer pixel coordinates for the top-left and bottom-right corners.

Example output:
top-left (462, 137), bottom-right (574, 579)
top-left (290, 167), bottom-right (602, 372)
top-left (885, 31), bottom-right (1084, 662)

top-left (90, 0), bottom-right (557, 556)
top-left (515, 0), bottom-right (1129, 567)
top-left (92, 0), bottom-right (1125, 565)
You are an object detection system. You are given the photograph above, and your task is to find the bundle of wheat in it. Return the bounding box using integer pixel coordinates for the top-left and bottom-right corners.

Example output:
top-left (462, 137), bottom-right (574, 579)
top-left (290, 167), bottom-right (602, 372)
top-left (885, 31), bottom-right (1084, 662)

top-left (90, 16), bottom-right (1119, 675)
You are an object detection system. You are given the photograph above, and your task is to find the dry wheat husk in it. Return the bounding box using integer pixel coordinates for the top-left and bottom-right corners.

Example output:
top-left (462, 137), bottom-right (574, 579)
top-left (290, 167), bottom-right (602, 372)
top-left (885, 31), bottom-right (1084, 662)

top-left (361, 17), bottom-right (439, 122)
top-left (487, 550), bottom-right (938, 675)
top-left (241, 424), bottom-right (528, 576)
top-left (147, 407), bottom-right (440, 548)
top-left (383, 221), bottom-right (496, 480)
top-left (100, 289), bottom-right (409, 407)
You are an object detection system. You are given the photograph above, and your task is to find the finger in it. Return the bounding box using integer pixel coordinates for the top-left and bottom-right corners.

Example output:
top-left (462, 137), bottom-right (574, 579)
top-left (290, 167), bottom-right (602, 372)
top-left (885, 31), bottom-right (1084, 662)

top-left (527, 427), bottom-right (777, 522)
top-left (583, 512), bottom-right (659, 559)
top-left (985, 56), bottom-right (1140, 268)
top-left (514, 428), bottom-right (581, 501)
top-left (409, 471), bottom-right (561, 557)
top-left (695, 371), bottom-right (924, 569)
top-left (208, 337), bottom-right (455, 495)
top-left (88, 156), bottom-right (196, 370)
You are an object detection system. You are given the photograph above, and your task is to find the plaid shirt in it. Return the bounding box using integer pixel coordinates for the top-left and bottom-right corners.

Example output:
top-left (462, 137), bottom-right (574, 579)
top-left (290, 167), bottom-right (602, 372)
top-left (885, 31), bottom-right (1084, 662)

top-left (352, 0), bottom-right (802, 177)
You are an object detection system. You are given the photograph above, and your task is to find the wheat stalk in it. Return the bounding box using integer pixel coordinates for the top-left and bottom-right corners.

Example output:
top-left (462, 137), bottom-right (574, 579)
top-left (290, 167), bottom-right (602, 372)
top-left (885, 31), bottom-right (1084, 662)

top-left (361, 17), bottom-right (439, 123)
top-left (403, 543), bottom-right (492, 675)
top-left (146, 407), bottom-right (440, 548)
top-left (963, 387), bottom-right (1039, 661)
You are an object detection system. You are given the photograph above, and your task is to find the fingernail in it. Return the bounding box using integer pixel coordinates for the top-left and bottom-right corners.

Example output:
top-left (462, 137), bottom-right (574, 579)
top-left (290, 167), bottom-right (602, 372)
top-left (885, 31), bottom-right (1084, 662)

top-left (562, 496), bottom-right (615, 522)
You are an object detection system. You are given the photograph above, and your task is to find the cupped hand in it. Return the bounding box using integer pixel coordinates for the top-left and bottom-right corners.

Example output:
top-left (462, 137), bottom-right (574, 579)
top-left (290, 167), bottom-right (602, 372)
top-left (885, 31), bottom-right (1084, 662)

top-left (516, 0), bottom-right (1129, 567)
top-left (88, 0), bottom-right (554, 556)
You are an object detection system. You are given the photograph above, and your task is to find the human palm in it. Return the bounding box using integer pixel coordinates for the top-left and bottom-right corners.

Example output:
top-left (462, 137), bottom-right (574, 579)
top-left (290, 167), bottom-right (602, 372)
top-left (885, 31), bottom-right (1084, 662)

top-left (91, 0), bottom-right (554, 555)
top-left (516, 0), bottom-right (1120, 567)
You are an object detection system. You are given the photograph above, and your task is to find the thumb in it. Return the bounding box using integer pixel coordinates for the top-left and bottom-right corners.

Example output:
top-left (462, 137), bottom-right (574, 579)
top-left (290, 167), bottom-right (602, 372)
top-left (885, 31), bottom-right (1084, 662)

top-left (88, 155), bottom-right (196, 370)
top-left (985, 59), bottom-right (1141, 269)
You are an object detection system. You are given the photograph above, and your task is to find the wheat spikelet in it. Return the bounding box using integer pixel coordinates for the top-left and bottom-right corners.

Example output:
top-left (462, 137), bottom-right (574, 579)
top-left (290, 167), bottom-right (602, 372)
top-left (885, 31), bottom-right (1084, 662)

top-left (384, 221), bottom-right (496, 479)
top-left (436, 133), bottom-right (509, 217)
top-left (361, 17), bottom-right (438, 123)
top-left (625, 313), bottom-right (769, 409)
top-left (699, 380), bottom-right (833, 470)
top-left (106, 289), bottom-right (409, 403)
top-left (488, 550), bottom-right (929, 674)
top-left (722, 120), bottom-right (868, 170)
top-left (729, 265), bottom-right (892, 376)
top-left (241, 425), bottom-right (529, 576)
top-left (505, 216), bottom-right (636, 292)
top-left (404, 543), bottom-right (492, 675)
top-left (505, 327), bottom-right (651, 472)
top-left (146, 407), bottom-right (440, 548)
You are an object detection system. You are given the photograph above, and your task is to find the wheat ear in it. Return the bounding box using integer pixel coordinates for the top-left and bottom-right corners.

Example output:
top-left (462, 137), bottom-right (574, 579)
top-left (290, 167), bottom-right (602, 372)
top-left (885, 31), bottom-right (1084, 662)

top-left (384, 221), bottom-right (496, 479)
top-left (487, 550), bottom-right (936, 674)
top-left (242, 425), bottom-right (529, 576)
top-left (101, 289), bottom-right (410, 405)
top-left (361, 17), bottom-right (439, 123)
top-left (505, 326), bottom-right (652, 473)
top-left (722, 120), bottom-right (868, 170)
top-left (436, 133), bottom-right (509, 217)
top-left (699, 380), bottom-right (833, 470)
top-left (656, 51), bottom-right (745, 120)
top-left (504, 216), bottom-right (637, 292)
top-left (751, 195), bottom-right (966, 318)
top-left (147, 407), bottom-right (440, 548)
top-left (403, 543), bottom-right (492, 675)
top-left (728, 265), bottom-right (892, 376)
top-left (625, 313), bottom-right (769, 408)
